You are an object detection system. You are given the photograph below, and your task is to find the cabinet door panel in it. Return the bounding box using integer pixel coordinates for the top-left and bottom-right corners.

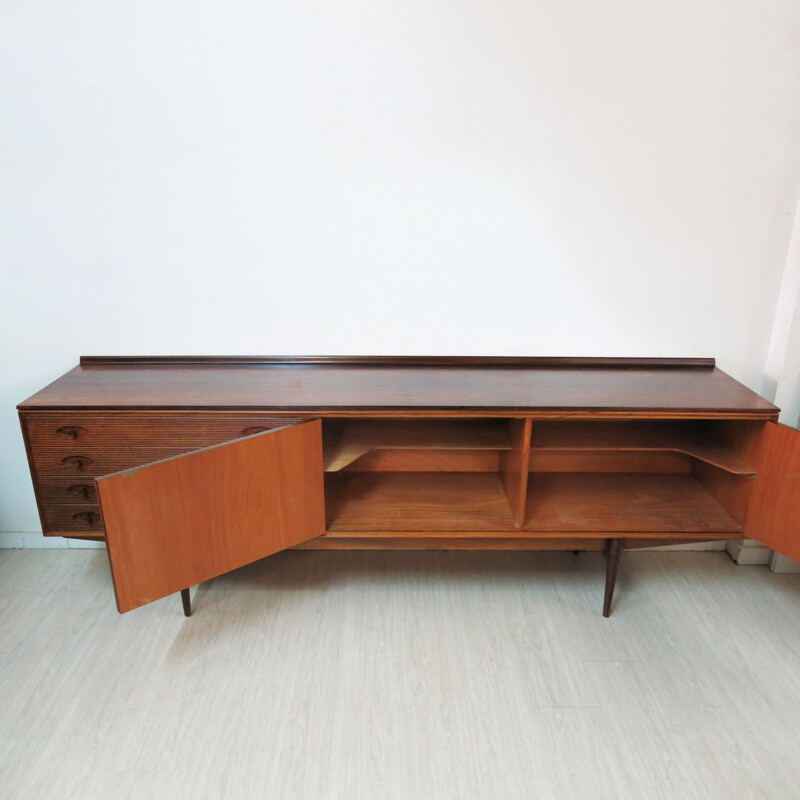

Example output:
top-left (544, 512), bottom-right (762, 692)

top-left (97, 420), bottom-right (324, 613)
top-left (745, 421), bottom-right (800, 563)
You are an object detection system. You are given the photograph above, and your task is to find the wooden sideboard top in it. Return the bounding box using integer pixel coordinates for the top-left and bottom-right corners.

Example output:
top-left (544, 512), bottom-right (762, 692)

top-left (18, 356), bottom-right (778, 417)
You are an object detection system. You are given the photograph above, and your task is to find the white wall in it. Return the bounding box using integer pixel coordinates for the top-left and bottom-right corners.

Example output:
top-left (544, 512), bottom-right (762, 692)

top-left (2, 0), bottom-right (800, 532)
top-left (765, 201), bottom-right (800, 423)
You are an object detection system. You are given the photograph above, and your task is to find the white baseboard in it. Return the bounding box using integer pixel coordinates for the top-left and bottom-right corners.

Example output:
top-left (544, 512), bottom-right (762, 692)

top-left (726, 539), bottom-right (772, 565)
top-left (0, 532), bottom-right (105, 549)
top-left (636, 541), bottom-right (728, 551)
top-left (769, 552), bottom-right (800, 573)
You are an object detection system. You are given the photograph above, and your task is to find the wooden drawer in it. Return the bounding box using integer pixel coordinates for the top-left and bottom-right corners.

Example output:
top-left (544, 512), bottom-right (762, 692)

top-left (31, 446), bottom-right (233, 477)
top-left (37, 477), bottom-right (99, 505)
top-left (24, 412), bottom-right (307, 534)
top-left (24, 413), bottom-right (305, 477)
top-left (44, 506), bottom-right (104, 533)
top-left (25, 413), bottom-right (305, 451)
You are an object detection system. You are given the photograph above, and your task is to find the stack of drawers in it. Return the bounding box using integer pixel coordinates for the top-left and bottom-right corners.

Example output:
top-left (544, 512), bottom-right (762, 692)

top-left (20, 413), bottom-right (305, 536)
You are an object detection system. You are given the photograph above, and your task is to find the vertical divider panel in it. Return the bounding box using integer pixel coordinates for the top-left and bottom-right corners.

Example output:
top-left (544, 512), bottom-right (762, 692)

top-left (500, 418), bottom-right (532, 528)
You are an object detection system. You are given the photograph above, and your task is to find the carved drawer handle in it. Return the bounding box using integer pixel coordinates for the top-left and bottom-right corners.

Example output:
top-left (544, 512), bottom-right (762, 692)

top-left (56, 426), bottom-right (88, 440)
top-left (242, 426), bottom-right (268, 436)
top-left (73, 511), bottom-right (100, 526)
top-left (61, 456), bottom-right (93, 471)
top-left (67, 484), bottom-right (95, 499)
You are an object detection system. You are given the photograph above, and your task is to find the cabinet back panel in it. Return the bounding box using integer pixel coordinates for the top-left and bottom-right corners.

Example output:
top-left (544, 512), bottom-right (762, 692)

top-left (529, 451), bottom-right (691, 473)
top-left (342, 450), bottom-right (500, 472)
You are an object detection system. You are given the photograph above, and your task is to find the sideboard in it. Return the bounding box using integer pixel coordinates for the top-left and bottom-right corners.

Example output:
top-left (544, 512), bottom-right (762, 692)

top-left (17, 356), bottom-right (800, 617)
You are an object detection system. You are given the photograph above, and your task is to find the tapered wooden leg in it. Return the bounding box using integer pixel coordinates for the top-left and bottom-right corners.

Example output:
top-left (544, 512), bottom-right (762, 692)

top-left (603, 539), bottom-right (622, 617)
top-left (181, 588), bottom-right (192, 617)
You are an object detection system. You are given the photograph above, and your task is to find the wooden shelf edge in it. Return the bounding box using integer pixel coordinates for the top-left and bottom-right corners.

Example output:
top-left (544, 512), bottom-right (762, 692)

top-left (296, 537), bottom-right (608, 550)
top-left (530, 422), bottom-right (758, 475)
top-left (530, 444), bottom-right (756, 475)
top-left (324, 445), bottom-right (372, 472)
top-left (296, 532), bottom-right (741, 550)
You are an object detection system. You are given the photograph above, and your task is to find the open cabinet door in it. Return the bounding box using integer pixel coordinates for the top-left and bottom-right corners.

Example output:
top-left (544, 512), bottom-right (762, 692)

top-left (745, 421), bottom-right (800, 564)
top-left (96, 420), bottom-right (325, 613)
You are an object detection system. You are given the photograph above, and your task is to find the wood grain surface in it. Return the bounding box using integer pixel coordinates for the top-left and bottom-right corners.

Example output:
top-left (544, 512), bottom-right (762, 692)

top-left (322, 419), bottom-right (511, 471)
top-left (744, 421), bottom-right (800, 562)
top-left (690, 420), bottom-right (765, 527)
top-left (500, 419), bottom-right (532, 527)
top-left (97, 421), bottom-right (325, 612)
top-left (529, 421), bottom-right (756, 474)
top-left (340, 450), bottom-right (501, 472)
top-left (325, 472), bottom-right (517, 532)
top-left (19, 410), bottom-right (304, 537)
top-left (528, 451), bottom-right (691, 472)
top-left (19, 358), bottom-right (778, 415)
top-left (524, 473), bottom-right (741, 532)
top-left (294, 532), bottom-right (739, 549)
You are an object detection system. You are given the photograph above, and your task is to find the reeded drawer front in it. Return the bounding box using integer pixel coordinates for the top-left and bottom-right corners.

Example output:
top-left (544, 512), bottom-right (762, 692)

top-left (44, 506), bottom-right (104, 532)
top-left (23, 412), bottom-right (307, 534)
top-left (37, 477), bottom-right (99, 505)
top-left (32, 446), bottom-right (236, 477)
top-left (24, 413), bottom-right (306, 477)
top-left (25, 413), bottom-right (305, 451)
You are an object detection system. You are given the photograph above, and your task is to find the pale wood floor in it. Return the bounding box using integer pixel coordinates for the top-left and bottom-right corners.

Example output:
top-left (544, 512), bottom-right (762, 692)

top-left (1, 549), bottom-right (800, 799)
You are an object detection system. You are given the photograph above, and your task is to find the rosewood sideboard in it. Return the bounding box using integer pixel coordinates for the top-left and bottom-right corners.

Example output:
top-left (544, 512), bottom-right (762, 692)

top-left (17, 356), bottom-right (800, 617)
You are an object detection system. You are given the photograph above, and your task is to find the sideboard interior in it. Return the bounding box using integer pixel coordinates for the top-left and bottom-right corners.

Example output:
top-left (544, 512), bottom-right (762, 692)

top-left (318, 417), bottom-right (758, 537)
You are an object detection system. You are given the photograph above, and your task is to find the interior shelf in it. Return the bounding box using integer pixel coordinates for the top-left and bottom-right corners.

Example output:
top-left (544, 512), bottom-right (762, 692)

top-left (322, 420), bottom-right (749, 536)
top-left (529, 421), bottom-right (755, 475)
top-left (524, 473), bottom-right (742, 532)
top-left (325, 472), bottom-right (517, 531)
top-left (323, 420), bottom-right (512, 471)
